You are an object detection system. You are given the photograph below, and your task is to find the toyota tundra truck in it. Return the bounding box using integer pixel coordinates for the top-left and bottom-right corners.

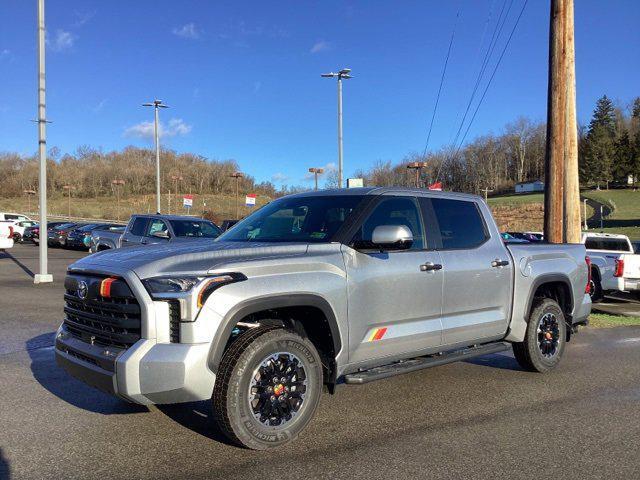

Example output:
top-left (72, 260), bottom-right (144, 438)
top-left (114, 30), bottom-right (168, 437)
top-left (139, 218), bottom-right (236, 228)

top-left (55, 188), bottom-right (591, 449)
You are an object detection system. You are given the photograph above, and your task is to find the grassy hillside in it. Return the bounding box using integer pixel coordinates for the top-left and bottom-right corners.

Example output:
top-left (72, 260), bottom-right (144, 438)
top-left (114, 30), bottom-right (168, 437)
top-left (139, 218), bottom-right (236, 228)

top-left (0, 192), bottom-right (271, 223)
top-left (488, 189), bottom-right (640, 239)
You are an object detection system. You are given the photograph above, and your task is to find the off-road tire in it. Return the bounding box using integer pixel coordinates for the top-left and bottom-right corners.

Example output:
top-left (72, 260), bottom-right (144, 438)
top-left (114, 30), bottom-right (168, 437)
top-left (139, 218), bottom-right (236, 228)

top-left (212, 326), bottom-right (323, 450)
top-left (589, 270), bottom-right (603, 303)
top-left (513, 298), bottom-right (567, 373)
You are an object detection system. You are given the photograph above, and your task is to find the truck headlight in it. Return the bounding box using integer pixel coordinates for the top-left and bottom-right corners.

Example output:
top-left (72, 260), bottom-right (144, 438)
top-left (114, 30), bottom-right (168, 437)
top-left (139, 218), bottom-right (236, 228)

top-left (143, 276), bottom-right (202, 294)
top-left (143, 273), bottom-right (247, 320)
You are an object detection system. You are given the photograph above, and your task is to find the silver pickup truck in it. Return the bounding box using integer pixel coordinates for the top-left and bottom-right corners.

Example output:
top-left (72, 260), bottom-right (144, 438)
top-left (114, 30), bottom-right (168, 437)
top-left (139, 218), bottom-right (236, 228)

top-left (56, 188), bottom-right (591, 449)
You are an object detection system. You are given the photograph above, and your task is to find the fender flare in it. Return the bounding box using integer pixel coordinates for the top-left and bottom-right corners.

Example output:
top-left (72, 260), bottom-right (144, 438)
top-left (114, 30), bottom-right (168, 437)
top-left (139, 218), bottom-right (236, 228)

top-left (207, 293), bottom-right (342, 374)
top-left (524, 273), bottom-right (574, 320)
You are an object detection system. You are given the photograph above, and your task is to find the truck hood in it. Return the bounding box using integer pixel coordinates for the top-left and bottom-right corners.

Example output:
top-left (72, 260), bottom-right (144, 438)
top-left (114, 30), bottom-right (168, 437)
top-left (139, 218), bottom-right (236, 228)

top-left (69, 241), bottom-right (310, 279)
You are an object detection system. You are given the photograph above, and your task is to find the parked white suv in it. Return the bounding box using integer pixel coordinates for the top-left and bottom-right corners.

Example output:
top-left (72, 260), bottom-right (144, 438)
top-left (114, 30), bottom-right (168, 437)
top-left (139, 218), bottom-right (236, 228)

top-left (582, 232), bottom-right (640, 301)
top-left (0, 212), bottom-right (31, 222)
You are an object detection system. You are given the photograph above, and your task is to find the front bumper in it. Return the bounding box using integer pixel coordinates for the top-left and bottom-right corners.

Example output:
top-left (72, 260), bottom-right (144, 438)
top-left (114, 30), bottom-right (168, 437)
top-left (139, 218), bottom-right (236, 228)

top-left (55, 323), bottom-right (216, 405)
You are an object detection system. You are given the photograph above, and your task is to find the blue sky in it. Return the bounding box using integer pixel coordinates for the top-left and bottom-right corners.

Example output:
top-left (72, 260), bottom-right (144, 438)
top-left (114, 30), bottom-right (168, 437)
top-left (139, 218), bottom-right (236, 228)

top-left (0, 0), bottom-right (638, 186)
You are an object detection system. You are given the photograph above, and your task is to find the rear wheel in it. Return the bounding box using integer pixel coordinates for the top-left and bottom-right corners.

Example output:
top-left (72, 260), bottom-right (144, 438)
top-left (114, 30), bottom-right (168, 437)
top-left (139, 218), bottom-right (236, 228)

top-left (212, 326), bottom-right (323, 450)
top-left (513, 298), bottom-right (567, 373)
top-left (12, 233), bottom-right (21, 242)
top-left (589, 270), bottom-right (603, 303)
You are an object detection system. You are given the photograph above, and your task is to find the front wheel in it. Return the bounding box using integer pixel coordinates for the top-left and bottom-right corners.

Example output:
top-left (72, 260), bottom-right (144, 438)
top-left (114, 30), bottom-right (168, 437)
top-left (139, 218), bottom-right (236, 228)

top-left (212, 326), bottom-right (323, 450)
top-left (513, 298), bottom-right (567, 373)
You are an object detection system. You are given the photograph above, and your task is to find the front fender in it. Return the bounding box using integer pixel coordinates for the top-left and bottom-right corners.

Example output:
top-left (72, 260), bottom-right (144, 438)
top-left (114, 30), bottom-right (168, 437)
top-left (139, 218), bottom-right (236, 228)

top-left (205, 293), bottom-right (342, 374)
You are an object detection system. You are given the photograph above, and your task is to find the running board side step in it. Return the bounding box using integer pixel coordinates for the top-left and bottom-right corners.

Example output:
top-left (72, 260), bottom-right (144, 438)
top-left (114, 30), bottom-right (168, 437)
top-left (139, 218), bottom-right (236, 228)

top-left (343, 342), bottom-right (511, 385)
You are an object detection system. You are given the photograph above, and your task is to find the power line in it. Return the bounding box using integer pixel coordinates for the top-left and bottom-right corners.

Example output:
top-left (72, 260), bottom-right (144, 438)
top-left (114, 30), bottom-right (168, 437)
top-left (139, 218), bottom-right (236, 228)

top-left (455, 0), bottom-right (529, 151)
top-left (436, 0), bottom-right (528, 183)
top-left (450, 0), bottom-right (513, 150)
top-left (422, 9), bottom-right (460, 157)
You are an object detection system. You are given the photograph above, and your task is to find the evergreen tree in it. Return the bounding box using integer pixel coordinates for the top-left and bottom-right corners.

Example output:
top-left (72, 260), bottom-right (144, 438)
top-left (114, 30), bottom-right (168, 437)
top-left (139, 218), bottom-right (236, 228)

top-left (614, 130), bottom-right (633, 183)
top-left (588, 95), bottom-right (617, 136)
top-left (581, 95), bottom-right (618, 188)
top-left (586, 125), bottom-right (615, 188)
top-left (632, 98), bottom-right (640, 186)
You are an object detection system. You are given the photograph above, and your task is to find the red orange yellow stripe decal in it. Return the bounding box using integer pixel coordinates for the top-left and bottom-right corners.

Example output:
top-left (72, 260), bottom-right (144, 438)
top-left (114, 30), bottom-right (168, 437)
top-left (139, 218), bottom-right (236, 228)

top-left (100, 277), bottom-right (116, 298)
top-left (368, 327), bottom-right (387, 342)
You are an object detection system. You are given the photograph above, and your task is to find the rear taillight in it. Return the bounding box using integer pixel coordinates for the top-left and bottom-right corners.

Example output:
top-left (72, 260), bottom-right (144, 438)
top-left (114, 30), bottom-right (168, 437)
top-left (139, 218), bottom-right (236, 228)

top-left (56, 230), bottom-right (64, 235)
top-left (614, 258), bottom-right (625, 278)
top-left (8, 226), bottom-right (13, 238)
top-left (585, 256), bottom-right (592, 294)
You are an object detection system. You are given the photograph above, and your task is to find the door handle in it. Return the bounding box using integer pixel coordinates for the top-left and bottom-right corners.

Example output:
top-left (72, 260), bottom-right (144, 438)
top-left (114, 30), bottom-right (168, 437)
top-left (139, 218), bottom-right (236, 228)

top-left (420, 262), bottom-right (443, 272)
top-left (491, 259), bottom-right (509, 267)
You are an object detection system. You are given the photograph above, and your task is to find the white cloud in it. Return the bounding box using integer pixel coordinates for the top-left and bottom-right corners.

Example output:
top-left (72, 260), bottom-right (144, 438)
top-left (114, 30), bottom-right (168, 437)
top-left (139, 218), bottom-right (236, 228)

top-left (310, 40), bottom-right (330, 54)
top-left (124, 118), bottom-right (192, 140)
top-left (74, 10), bottom-right (96, 27)
top-left (93, 99), bottom-right (107, 113)
top-left (49, 30), bottom-right (76, 52)
top-left (172, 23), bottom-right (201, 39)
top-left (304, 162), bottom-right (336, 181)
top-left (271, 173), bottom-right (289, 183)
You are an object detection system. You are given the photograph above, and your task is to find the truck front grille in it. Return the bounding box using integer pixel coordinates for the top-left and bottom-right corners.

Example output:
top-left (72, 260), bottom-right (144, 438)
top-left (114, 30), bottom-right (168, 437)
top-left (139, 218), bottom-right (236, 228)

top-left (63, 274), bottom-right (142, 349)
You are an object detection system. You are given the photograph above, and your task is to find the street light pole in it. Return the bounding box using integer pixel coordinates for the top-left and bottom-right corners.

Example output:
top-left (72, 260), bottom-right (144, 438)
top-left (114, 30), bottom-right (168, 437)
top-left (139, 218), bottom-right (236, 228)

top-left (142, 99), bottom-right (169, 213)
top-left (308, 167), bottom-right (325, 191)
top-left (34, 0), bottom-right (52, 284)
top-left (24, 190), bottom-right (36, 213)
top-left (406, 162), bottom-right (427, 188)
top-left (63, 185), bottom-right (72, 219)
top-left (321, 68), bottom-right (352, 188)
top-left (171, 175), bottom-right (183, 215)
top-left (230, 172), bottom-right (244, 219)
top-left (111, 179), bottom-right (125, 221)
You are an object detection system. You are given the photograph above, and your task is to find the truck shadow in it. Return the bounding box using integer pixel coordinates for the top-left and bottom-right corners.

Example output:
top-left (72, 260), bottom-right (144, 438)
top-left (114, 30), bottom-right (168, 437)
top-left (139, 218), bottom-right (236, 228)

top-left (0, 447), bottom-right (10, 480)
top-left (157, 402), bottom-right (235, 446)
top-left (463, 352), bottom-right (522, 371)
top-left (26, 332), bottom-right (148, 415)
top-left (0, 250), bottom-right (35, 278)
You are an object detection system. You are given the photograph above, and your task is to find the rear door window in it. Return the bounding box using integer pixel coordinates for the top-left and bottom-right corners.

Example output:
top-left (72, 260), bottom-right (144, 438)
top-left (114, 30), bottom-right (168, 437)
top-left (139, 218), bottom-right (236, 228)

top-left (430, 198), bottom-right (488, 250)
top-left (129, 217), bottom-right (148, 236)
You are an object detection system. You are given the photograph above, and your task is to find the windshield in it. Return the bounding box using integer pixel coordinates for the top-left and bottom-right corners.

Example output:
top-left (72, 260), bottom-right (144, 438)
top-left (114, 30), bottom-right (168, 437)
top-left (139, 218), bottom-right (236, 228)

top-left (218, 195), bottom-right (365, 243)
top-left (169, 219), bottom-right (221, 238)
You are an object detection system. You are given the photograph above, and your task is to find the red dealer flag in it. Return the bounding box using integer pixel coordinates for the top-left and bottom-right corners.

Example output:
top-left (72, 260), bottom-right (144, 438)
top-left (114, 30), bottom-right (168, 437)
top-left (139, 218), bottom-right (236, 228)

top-left (428, 182), bottom-right (442, 191)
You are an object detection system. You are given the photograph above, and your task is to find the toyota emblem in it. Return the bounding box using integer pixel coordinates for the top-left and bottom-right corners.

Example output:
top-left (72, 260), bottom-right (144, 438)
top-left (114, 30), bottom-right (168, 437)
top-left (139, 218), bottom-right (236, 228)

top-left (76, 281), bottom-right (88, 300)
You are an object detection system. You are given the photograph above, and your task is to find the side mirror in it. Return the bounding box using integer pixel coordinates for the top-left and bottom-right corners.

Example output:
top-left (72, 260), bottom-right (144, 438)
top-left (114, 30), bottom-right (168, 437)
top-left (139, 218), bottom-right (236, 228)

top-left (370, 225), bottom-right (414, 251)
top-left (151, 230), bottom-right (170, 239)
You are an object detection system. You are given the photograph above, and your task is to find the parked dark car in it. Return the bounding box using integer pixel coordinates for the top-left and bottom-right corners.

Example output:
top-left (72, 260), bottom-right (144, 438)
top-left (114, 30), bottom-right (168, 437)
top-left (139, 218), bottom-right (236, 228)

top-left (25, 221), bottom-right (68, 244)
top-left (47, 223), bottom-right (83, 247)
top-left (65, 223), bottom-right (121, 249)
top-left (507, 231), bottom-right (542, 242)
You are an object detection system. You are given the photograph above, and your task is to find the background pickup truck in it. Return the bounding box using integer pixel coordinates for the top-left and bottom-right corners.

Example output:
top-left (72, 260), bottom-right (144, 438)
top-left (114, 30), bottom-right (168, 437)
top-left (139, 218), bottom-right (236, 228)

top-left (56, 188), bottom-right (591, 450)
top-left (89, 214), bottom-right (221, 252)
top-left (583, 232), bottom-right (640, 301)
top-left (0, 221), bottom-right (15, 249)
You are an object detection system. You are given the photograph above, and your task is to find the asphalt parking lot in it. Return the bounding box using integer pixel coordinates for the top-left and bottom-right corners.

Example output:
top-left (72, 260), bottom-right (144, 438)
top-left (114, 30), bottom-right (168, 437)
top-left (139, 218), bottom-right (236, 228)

top-left (2, 243), bottom-right (640, 480)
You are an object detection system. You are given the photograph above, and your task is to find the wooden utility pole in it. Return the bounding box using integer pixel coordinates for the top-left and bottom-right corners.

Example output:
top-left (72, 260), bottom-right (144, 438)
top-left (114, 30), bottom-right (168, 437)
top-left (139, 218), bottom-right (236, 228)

top-left (543, 0), bottom-right (567, 244)
top-left (562, 0), bottom-right (581, 243)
